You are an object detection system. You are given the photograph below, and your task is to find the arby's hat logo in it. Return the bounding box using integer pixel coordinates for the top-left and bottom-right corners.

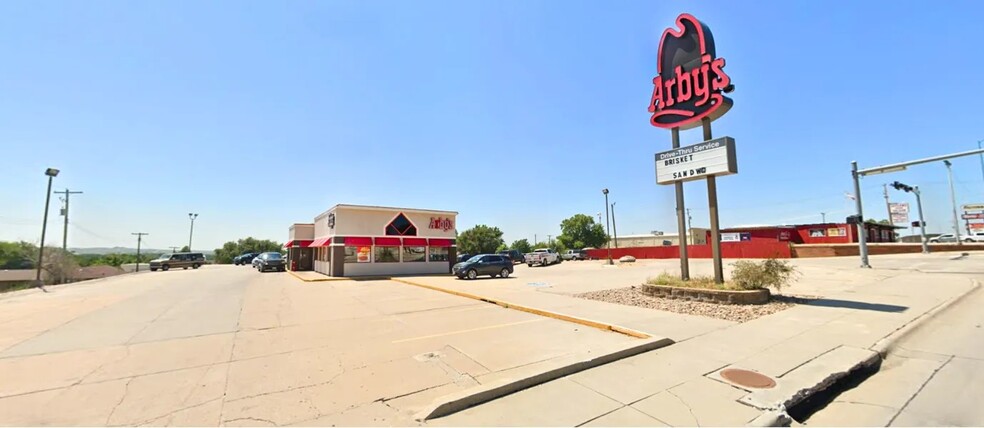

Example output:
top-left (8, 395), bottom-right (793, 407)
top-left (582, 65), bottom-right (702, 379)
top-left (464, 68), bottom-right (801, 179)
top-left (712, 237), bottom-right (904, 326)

top-left (648, 13), bottom-right (734, 130)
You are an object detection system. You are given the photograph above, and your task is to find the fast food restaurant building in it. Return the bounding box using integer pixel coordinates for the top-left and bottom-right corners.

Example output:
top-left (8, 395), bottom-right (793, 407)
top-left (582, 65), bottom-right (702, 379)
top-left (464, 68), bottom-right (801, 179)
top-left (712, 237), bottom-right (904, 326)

top-left (284, 204), bottom-right (457, 277)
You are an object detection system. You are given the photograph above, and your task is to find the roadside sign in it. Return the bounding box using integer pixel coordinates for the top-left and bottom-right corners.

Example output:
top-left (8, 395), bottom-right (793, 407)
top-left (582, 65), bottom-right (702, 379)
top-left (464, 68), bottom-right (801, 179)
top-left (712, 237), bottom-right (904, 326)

top-left (889, 203), bottom-right (909, 214)
top-left (890, 212), bottom-right (909, 224)
top-left (961, 213), bottom-right (984, 220)
top-left (911, 221), bottom-right (924, 227)
top-left (971, 223), bottom-right (984, 231)
top-left (655, 136), bottom-right (738, 185)
top-left (962, 203), bottom-right (984, 212)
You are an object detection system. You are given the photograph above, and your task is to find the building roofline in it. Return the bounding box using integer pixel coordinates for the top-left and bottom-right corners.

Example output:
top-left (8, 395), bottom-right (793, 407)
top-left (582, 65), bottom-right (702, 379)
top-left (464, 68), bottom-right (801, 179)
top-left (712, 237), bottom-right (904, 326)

top-left (315, 204), bottom-right (458, 220)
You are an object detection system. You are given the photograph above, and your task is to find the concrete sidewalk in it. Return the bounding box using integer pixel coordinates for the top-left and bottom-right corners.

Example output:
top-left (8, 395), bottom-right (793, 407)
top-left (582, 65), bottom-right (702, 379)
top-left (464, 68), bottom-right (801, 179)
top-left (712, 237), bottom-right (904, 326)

top-left (420, 254), bottom-right (983, 426)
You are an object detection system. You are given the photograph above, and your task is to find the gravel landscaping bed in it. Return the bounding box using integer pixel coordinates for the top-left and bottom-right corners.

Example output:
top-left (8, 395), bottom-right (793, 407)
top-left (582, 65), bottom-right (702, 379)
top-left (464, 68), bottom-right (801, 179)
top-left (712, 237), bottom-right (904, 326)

top-left (574, 286), bottom-right (808, 323)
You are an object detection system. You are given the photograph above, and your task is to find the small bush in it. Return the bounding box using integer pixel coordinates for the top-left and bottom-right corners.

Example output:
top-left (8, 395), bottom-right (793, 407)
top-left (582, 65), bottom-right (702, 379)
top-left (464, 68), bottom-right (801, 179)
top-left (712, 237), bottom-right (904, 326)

top-left (730, 258), bottom-right (798, 292)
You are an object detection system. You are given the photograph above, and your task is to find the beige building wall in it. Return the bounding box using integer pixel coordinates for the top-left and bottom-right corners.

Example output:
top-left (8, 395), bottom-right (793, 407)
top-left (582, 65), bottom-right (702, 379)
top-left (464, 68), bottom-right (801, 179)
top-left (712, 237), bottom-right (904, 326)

top-left (288, 223), bottom-right (314, 240)
top-left (611, 229), bottom-right (707, 248)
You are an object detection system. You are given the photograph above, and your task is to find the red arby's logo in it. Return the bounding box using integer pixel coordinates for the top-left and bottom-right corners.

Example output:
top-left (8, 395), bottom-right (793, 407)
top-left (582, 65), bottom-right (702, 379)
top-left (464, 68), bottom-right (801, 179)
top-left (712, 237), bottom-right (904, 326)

top-left (429, 217), bottom-right (453, 231)
top-left (648, 13), bottom-right (734, 130)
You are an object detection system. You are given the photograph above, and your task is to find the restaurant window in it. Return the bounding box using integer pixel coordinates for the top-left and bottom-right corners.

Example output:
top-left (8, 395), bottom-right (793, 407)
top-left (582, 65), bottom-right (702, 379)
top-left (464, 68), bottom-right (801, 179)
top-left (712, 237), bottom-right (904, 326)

top-left (429, 247), bottom-right (449, 262)
top-left (809, 229), bottom-right (825, 238)
top-left (345, 246), bottom-right (369, 263)
top-left (375, 246), bottom-right (400, 263)
top-left (404, 246), bottom-right (426, 262)
top-left (385, 213), bottom-right (418, 236)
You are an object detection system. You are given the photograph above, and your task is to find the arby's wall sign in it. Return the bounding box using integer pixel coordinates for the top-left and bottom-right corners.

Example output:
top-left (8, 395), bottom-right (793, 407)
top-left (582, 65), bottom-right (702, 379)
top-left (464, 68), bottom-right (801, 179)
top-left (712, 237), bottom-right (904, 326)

top-left (648, 13), bottom-right (734, 130)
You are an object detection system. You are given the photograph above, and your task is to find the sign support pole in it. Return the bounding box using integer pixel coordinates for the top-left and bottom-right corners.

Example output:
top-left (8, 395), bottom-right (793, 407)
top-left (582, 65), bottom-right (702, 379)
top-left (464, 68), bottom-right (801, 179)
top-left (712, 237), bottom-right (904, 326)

top-left (703, 118), bottom-right (724, 284)
top-left (914, 187), bottom-right (929, 254)
top-left (672, 127), bottom-right (690, 280)
top-left (851, 161), bottom-right (872, 268)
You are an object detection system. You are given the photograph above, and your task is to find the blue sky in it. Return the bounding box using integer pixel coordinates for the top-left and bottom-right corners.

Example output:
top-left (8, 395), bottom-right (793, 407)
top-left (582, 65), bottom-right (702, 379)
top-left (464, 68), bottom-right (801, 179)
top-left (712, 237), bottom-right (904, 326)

top-left (2, 1), bottom-right (984, 250)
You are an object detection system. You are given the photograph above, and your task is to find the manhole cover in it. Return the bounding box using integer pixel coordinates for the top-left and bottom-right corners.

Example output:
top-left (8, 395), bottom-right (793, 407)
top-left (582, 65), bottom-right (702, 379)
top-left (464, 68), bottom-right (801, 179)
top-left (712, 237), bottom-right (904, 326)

top-left (720, 368), bottom-right (776, 389)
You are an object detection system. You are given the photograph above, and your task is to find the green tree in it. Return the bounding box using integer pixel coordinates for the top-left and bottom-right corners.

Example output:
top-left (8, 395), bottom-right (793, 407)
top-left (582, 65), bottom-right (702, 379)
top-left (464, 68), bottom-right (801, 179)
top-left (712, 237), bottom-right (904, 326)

top-left (495, 243), bottom-right (508, 253)
top-left (530, 241), bottom-right (567, 253)
top-left (179, 245), bottom-right (191, 252)
top-left (213, 237), bottom-right (282, 264)
top-left (510, 239), bottom-right (532, 254)
top-left (457, 225), bottom-right (504, 255)
top-left (557, 214), bottom-right (608, 250)
top-left (0, 241), bottom-right (37, 269)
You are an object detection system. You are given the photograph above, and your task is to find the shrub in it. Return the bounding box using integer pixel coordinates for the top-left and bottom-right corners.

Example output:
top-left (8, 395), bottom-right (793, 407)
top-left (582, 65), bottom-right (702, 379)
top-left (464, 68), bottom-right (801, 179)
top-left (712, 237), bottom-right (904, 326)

top-left (730, 258), bottom-right (798, 292)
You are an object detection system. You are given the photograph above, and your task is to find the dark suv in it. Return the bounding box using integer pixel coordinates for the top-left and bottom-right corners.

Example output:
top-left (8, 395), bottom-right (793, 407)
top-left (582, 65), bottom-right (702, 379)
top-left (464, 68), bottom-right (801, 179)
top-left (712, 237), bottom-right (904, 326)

top-left (255, 252), bottom-right (286, 272)
top-left (498, 249), bottom-right (525, 264)
top-left (452, 254), bottom-right (514, 280)
top-left (150, 252), bottom-right (206, 271)
top-left (233, 253), bottom-right (257, 266)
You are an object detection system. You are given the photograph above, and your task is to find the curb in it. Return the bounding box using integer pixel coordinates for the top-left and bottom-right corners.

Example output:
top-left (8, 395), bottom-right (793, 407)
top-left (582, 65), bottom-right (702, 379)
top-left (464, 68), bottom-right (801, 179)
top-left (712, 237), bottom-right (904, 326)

top-left (285, 270), bottom-right (349, 282)
top-left (413, 336), bottom-right (674, 421)
top-left (870, 279), bottom-right (981, 357)
top-left (390, 278), bottom-right (651, 339)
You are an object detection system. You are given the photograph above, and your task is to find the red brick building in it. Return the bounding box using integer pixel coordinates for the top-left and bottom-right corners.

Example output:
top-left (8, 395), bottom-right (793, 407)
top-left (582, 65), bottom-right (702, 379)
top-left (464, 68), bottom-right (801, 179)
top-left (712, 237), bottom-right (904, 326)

top-left (718, 222), bottom-right (903, 244)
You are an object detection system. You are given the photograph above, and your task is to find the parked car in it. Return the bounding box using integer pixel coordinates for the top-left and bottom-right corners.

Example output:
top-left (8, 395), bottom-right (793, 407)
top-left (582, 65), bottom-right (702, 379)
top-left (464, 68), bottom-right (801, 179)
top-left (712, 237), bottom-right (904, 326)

top-left (964, 232), bottom-right (984, 242)
top-left (149, 252), bottom-right (206, 271)
top-left (452, 254), bottom-right (514, 280)
top-left (561, 249), bottom-right (590, 261)
top-left (233, 253), bottom-right (257, 266)
top-left (255, 252), bottom-right (286, 272)
top-left (929, 233), bottom-right (958, 243)
top-left (498, 249), bottom-right (525, 264)
top-left (456, 253), bottom-right (474, 263)
top-left (525, 248), bottom-right (560, 267)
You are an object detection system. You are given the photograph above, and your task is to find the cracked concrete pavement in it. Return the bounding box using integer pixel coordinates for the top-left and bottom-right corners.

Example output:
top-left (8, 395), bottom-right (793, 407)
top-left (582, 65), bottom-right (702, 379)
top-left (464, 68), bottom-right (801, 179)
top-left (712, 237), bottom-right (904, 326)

top-left (0, 265), bottom-right (639, 426)
top-left (804, 279), bottom-right (984, 427)
top-left (421, 252), bottom-right (984, 426)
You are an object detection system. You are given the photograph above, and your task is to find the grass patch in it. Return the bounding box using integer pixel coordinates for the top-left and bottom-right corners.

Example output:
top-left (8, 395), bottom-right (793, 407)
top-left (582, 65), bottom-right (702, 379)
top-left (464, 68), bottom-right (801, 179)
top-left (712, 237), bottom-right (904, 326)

top-left (0, 281), bottom-right (36, 294)
top-left (646, 272), bottom-right (741, 290)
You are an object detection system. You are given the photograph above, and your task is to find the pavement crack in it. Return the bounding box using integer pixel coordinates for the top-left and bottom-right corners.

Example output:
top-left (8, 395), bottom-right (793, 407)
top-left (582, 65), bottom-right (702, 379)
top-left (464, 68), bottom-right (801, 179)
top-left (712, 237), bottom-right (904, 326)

top-left (667, 389), bottom-right (700, 427)
top-left (129, 396), bottom-right (224, 427)
top-left (887, 354), bottom-right (954, 426)
top-left (378, 382), bottom-right (452, 402)
top-left (105, 377), bottom-right (135, 426)
top-left (224, 416), bottom-right (279, 426)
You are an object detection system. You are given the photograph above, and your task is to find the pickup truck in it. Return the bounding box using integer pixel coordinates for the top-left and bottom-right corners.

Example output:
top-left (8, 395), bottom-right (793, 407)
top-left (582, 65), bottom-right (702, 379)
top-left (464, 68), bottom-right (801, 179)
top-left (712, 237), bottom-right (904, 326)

top-left (525, 248), bottom-right (560, 267)
top-left (929, 233), bottom-right (984, 243)
top-left (561, 249), bottom-right (589, 261)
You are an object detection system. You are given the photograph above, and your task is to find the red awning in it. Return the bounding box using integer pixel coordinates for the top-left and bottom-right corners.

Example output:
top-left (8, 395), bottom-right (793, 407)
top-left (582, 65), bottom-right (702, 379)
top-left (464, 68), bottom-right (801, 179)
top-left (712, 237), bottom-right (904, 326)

top-left (283, 240), bottom-right (313, 248)
top-left (309, 237), bottom-right (332, 247)
top-left (374, 237), bottom-right (402, 246)
top-left (428, 239), bottom-right (453, 247)
top-left (403, 238), bottom-right (427, 246)
top-left (344, 237), bottom-right (373, 246)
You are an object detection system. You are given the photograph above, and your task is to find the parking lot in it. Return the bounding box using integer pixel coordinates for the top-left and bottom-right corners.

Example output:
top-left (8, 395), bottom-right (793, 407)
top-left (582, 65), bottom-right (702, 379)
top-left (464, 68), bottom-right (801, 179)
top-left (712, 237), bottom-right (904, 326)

top-left (0, 264), bottom-right (639, 426)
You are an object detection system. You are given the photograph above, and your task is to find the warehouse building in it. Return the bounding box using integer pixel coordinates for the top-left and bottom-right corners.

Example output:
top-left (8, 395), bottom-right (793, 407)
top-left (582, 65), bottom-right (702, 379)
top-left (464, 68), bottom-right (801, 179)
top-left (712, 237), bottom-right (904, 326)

top-left (285, 204), bottom-right (457, 277)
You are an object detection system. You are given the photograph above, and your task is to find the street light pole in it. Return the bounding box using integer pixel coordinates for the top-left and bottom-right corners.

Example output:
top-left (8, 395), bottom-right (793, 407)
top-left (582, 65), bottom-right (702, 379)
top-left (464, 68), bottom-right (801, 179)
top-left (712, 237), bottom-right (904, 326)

top-left (851, 161), bottom-right (871, 268)
top-left (914, 187), bottom-right (929, 254)
top-left (943, 161), bottom-right (962, 245)
top-left (36, 168), bottom-right (60, 288)
top-left (188, 213), bottom-right (198, 251)
top-left (611, 202), bottom-right (618, 248)
top-left (603, 188), bottom-right (613, 265)
top-left (978, 140), bottom-right (984, 196)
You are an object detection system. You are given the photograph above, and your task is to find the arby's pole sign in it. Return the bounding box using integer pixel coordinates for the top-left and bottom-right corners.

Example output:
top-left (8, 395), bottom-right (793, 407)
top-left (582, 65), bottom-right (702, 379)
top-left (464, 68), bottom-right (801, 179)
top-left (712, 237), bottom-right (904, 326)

top-left (648, 13), bottom-right (734, 130)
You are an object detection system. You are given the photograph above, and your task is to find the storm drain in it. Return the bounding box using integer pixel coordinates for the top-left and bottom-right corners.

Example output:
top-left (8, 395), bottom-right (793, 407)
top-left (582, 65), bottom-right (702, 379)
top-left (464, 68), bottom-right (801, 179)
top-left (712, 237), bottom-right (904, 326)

top-left (719, 368), bottom-right (776, 389)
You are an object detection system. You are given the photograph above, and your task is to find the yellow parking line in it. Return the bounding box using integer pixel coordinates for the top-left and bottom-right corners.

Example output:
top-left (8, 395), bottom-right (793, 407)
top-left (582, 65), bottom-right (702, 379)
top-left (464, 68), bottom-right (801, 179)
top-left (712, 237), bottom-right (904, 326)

top-left (392, 319), bottom-right (545, 344)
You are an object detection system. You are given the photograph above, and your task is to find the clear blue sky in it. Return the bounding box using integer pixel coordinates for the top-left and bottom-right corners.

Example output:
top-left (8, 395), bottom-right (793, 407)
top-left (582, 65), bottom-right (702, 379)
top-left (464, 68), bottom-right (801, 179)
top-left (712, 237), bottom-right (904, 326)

top-left (3, 1), bottom-right (984, 250)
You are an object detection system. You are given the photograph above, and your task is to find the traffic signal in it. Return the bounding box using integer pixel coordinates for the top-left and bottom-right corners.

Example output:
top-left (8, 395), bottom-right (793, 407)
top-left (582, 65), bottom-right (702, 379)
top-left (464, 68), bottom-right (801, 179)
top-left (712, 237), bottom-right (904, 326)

top-left (891, 181), bottom-right (914, 193)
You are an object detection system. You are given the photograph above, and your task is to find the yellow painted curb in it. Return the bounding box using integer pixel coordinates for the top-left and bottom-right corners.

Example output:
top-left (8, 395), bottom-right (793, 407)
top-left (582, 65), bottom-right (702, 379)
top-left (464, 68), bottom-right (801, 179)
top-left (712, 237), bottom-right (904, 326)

top-left (390, 278), bottom-right (651, 339)
top-left (285, 270), bottom-right (349, 282)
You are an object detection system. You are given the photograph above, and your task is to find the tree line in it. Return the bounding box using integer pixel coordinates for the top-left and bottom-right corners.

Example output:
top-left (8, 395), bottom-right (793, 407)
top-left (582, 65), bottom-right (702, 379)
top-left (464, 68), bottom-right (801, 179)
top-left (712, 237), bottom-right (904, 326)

top-left (212, 237), bottom-right (282, 264)
top-left (455, 213), bottom-right (608, 256)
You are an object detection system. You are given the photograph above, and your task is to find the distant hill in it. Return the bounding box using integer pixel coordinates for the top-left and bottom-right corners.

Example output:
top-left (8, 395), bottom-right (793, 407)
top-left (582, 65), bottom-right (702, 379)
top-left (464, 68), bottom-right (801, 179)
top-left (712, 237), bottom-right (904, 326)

top-left (70, 247), bottom-right (215, 256)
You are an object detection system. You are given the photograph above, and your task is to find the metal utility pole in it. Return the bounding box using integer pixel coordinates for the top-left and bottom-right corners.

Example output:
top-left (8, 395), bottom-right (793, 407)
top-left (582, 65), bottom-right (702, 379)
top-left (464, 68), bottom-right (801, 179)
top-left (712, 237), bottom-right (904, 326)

top-left (36, 168), bottom-right (60, 287)
top-left (851, 161), bottom-right (871, 268)
top-left (611, 202), bottom-right (618, 248)
top-left (821, 212), bottom-right (827, 223)
top-left (978, 140), bottom-right (984, 196)
top-left (132, 233), bottom-right (148, 272)
top-left (852, 147), bottom-right (984, 268)
top-left (547, 235), bottom-right (552, 246)
top-left (672, 128), bottom-right (689, 279)
top-left (685, 208), bottom-right (693, 246)
top-left (187, 213), bottom-right (198, 251)
top-left (703, 118), bottom-right (724, 284)
top-left (53, 188), bottom-right (82, 252)
top-left (169, 246), bottom-right (180, 253)
top-left (603, 188), bottom-right (613, 265)
top-left (883, 184), bottom-right (893, 224)
top-left (890, 181), bottom-right (929, 254)
top-left (944, 160), bottom-right (962, 245)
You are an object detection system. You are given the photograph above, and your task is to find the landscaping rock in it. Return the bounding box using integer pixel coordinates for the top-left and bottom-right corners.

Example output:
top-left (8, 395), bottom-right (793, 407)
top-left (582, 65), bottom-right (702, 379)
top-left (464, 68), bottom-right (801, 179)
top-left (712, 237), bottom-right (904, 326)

top-left (574, 287), bottom-right (798, 323)
top-left (618, 255), bottom-right (636, 263)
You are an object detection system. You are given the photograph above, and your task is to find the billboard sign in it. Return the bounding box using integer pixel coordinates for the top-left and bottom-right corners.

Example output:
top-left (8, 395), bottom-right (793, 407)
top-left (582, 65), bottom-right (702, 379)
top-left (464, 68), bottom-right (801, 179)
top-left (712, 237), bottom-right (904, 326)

top-left (655, 136), bottom-right (738, 184)
top-left (890, 213), bottom-right (909, 224)
top-left (648, 14), bottom-right (734, 130)
top-left (961, 213), bottom-right (984, 220)
top-left (889, 203), bottom-right (909, 214)
top-left (963, 203), bottom-right (984, 212)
